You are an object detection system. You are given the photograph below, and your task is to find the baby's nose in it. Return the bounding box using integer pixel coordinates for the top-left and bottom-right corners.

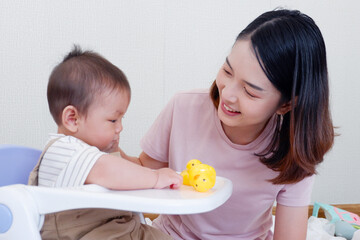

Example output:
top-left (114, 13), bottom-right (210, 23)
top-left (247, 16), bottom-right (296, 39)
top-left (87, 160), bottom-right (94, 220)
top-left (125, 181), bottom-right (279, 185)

top-left (115, 123), bottom-right (123, 133)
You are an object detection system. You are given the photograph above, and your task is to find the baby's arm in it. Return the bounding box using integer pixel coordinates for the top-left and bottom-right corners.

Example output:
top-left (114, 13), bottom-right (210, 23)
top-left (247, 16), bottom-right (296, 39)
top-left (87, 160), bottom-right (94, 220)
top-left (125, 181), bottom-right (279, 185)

top-left (85, 154), bottom-right (182, 190)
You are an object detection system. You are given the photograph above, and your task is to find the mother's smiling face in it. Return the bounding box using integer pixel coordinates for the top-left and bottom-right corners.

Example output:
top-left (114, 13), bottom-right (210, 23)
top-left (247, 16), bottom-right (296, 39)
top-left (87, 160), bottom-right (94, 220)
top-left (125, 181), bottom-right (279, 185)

top-left (215, 39), bottom-right (285, 144)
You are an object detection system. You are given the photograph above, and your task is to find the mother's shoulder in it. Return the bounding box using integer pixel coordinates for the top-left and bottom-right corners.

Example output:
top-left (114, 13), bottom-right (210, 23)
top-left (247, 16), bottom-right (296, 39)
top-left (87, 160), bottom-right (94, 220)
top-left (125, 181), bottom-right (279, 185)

top-left (173, 88), bottom-right (210, 101)
top-left (172, 89), bottom-right (213, 113)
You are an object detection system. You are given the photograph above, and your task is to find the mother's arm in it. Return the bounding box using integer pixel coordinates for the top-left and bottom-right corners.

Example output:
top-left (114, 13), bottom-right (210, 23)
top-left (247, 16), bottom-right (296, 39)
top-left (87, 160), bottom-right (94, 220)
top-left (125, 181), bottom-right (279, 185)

top-left (273, 204), bottom-right (308, 240)
top-left (116, 146), bottom-right (167, 169)
top-left (139, 151), bottom-right (168, 169)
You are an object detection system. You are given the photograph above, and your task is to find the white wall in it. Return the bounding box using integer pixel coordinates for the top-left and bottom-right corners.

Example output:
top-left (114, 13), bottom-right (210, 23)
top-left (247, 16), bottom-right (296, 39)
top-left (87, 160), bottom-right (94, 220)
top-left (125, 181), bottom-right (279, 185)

top-left (1, 0), bottom-right (359, 204)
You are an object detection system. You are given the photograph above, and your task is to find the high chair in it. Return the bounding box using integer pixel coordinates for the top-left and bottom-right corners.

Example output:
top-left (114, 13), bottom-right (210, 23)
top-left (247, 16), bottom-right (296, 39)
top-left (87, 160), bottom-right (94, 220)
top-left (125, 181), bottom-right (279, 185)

top-left (0, 144), bottom-right (233, 240)
top-left (0, 145), bottom-right (41, 187)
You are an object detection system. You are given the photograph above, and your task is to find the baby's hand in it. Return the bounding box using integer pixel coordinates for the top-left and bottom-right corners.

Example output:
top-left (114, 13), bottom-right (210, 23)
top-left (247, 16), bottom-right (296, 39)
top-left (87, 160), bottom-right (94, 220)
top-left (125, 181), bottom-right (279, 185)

top-left (153, 168), bottom-right (182, 189)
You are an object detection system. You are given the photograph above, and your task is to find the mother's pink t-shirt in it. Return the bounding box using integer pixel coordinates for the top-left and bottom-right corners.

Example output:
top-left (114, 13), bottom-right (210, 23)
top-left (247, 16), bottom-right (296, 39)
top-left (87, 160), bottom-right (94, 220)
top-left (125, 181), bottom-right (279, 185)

top-left (140, 89), bottom-right (314, 240)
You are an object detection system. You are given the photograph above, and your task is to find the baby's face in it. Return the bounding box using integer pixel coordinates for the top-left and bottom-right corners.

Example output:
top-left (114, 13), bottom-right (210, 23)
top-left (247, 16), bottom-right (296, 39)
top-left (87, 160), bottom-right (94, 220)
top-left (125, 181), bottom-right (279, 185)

top-left (76, 88), bottom-right (130, 153)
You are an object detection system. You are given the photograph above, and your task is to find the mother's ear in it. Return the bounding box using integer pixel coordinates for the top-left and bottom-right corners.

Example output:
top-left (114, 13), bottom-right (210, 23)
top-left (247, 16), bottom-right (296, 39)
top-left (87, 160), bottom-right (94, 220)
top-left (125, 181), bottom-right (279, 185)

top-left (276, 97), bottom-right (298, 115)
top-left (61, 105), bottom-right (80, 133)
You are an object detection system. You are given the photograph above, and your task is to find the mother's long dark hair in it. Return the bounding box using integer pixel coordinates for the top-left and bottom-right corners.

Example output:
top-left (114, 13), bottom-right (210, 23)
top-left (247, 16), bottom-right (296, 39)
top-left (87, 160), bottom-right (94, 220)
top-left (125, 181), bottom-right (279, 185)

top-left (210, 9), bottom-right (334, 184)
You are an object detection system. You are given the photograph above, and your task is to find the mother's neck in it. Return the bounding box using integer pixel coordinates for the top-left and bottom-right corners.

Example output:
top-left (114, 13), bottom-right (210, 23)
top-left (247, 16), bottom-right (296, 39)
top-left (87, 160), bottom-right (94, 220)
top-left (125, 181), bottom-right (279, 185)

top-left (221, 121), bottom-right (268, 145)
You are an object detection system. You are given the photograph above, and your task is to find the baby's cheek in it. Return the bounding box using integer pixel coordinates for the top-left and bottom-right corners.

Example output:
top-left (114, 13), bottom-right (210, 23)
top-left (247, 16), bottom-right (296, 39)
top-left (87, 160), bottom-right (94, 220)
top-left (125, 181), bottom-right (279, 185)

top-left (104, 142), bottom-right (117, 153)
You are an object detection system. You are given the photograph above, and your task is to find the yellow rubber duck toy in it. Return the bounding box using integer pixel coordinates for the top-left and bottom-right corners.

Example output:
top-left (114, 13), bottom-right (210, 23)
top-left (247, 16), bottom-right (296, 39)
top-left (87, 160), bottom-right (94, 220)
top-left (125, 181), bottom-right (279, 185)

top-left (180, 159), bottom-right (216, 192)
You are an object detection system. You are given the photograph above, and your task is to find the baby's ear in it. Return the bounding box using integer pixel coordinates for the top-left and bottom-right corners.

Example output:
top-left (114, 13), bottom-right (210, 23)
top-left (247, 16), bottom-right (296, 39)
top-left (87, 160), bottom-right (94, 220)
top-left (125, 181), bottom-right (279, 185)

top-left (62, 105), bottom-right (80, 133)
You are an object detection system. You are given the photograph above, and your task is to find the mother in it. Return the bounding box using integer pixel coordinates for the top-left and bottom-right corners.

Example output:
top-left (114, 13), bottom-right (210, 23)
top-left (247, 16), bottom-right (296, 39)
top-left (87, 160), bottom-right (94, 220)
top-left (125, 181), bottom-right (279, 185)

top-left (137, 9), bottom-right (334, 240)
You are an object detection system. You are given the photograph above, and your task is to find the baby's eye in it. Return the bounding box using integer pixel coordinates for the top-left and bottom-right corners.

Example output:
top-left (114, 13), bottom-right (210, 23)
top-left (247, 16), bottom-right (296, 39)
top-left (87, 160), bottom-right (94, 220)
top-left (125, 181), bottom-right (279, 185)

top-left (109, 120), bottom-right (117, 123)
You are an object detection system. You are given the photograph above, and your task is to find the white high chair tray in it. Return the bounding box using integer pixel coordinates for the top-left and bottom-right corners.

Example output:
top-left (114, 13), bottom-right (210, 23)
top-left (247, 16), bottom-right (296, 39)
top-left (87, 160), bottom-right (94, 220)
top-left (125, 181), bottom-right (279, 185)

top-left (31, 175), bottom-right (233, 215)
top-left (0, 176), bottom-right (232, 240)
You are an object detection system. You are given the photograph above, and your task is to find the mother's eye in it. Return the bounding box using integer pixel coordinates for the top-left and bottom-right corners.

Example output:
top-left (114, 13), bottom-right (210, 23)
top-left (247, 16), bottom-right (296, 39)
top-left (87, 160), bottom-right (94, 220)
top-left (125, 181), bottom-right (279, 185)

top-left (223, 68), bottom-right (232, 76)
top-left (244, 87), bottom-right (256, 98)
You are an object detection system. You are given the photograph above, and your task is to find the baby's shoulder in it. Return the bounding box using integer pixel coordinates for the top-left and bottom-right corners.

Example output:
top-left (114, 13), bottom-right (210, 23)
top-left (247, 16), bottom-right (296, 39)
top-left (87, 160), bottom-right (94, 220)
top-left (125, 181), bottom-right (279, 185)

top-left (46, 134), bottom-right (92, 153)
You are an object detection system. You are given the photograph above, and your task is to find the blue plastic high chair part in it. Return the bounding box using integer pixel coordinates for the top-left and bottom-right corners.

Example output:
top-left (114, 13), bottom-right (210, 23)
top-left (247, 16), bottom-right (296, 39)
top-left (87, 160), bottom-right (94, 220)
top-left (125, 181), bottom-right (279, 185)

top-left (0, 204), bottom-right (12, 233)
top-left (0, 145), bottom-right (41, 187)
top-left (0, 144), bottom-right (41, 234)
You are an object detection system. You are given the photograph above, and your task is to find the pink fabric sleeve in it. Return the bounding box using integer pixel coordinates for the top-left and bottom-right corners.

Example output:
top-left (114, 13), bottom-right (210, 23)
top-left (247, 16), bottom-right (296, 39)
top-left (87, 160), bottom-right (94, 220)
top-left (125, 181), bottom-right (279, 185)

top-left (140, 96), bottom-right (175, 163)
top-left (276, 174), bottom-right (315, 206)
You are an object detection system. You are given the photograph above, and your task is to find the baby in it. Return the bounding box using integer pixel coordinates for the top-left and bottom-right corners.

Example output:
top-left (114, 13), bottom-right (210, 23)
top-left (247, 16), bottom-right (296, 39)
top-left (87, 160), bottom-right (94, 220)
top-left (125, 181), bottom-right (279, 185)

top-left (28, 45), bottom-right (181, 239)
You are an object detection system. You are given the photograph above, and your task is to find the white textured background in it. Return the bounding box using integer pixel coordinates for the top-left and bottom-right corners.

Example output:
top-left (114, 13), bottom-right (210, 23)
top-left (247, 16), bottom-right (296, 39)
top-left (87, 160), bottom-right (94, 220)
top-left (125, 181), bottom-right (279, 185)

top-left (1, 1), bottom-right (359, 204)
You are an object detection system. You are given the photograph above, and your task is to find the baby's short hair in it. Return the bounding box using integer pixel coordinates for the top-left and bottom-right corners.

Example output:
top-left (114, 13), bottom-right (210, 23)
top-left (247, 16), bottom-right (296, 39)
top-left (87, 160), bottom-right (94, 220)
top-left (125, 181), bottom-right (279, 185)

top-left (47, 45), bottom-right (130, 125)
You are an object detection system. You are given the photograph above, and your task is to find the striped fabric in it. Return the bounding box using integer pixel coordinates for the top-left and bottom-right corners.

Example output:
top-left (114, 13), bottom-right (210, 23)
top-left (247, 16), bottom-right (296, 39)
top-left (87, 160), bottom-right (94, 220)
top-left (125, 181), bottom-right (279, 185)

top-left (38, 134), bottom-right (105, 187)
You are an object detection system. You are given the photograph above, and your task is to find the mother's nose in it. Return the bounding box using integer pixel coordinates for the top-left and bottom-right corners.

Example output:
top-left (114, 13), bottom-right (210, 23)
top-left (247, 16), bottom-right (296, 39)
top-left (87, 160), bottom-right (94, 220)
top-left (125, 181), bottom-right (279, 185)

top-left (221, 85), bottom-right (238, 103)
